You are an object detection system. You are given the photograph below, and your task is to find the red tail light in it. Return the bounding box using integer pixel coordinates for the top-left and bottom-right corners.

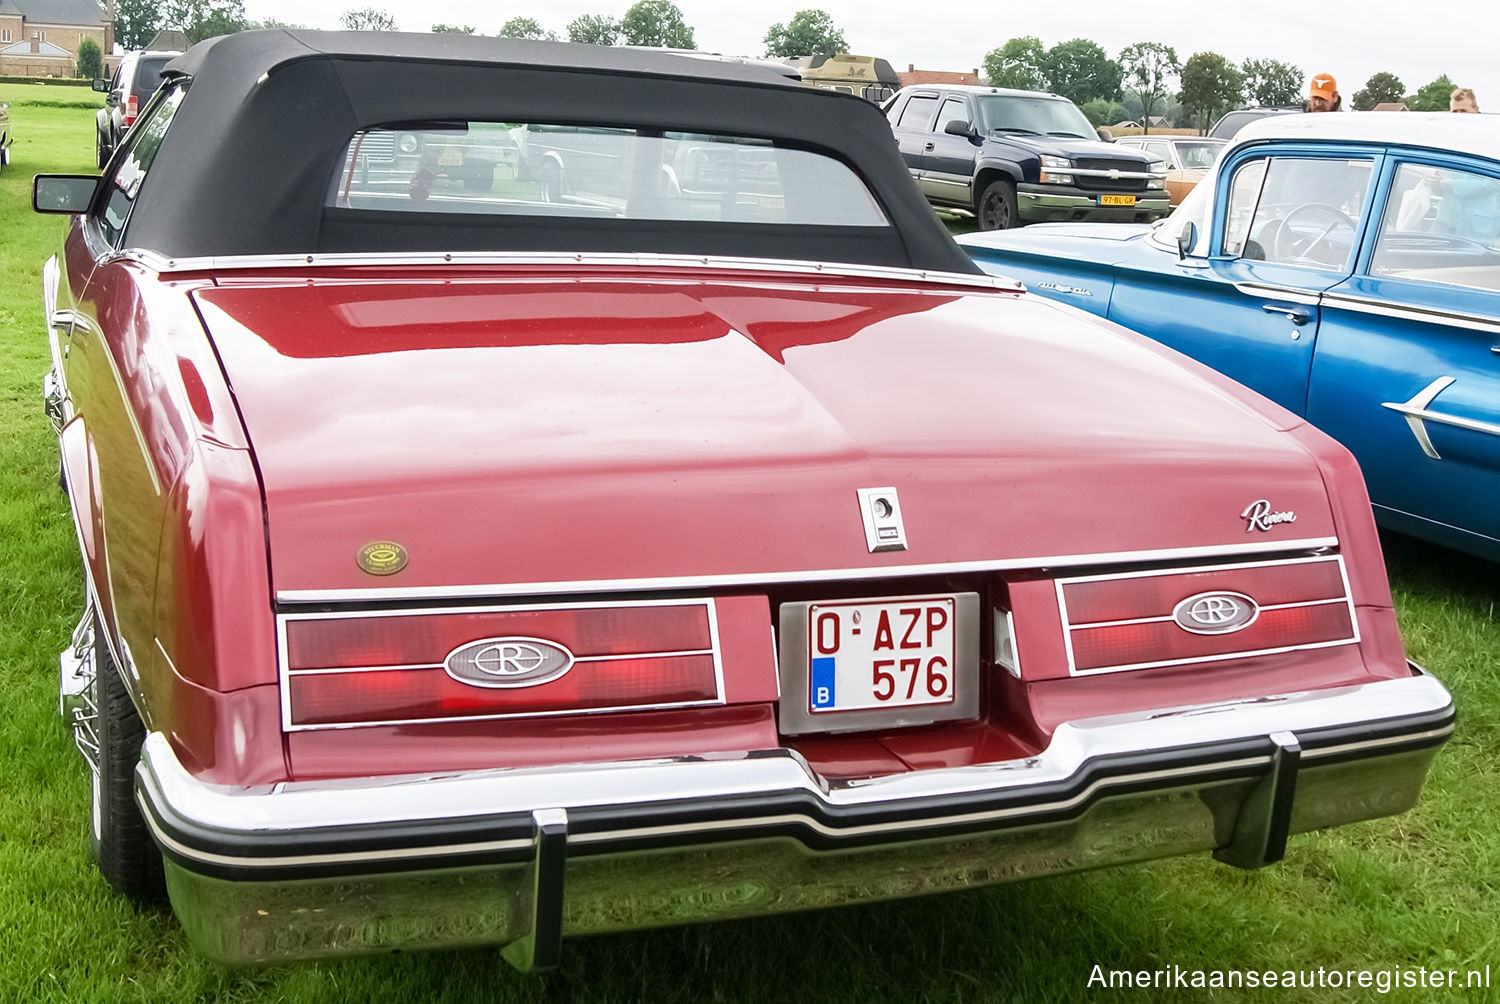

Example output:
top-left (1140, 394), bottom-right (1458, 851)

top-left (280, 599), bottom-right (728, 729)
top-left (1057, 556), bottom-right (1358, 674)
top-left (289, 655), bottom-right (718, 727)
top-left (124, 94), bottom-right (139, 127)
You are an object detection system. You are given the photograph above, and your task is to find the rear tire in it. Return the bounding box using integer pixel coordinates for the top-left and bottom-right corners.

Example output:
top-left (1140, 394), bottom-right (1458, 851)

top-left (976, 179), bottom-right (1018, 231)
top-left (89, 618), bottom-right (165, 903)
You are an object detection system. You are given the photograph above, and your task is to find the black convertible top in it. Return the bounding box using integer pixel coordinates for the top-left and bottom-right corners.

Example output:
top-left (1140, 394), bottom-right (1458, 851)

top-left (120, 30), bottom-right (977, 273)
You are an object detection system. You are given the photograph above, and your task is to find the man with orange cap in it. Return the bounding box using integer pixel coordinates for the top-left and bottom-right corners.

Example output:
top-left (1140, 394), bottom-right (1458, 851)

top-left (1307, 73), bottom-right (1342, 112)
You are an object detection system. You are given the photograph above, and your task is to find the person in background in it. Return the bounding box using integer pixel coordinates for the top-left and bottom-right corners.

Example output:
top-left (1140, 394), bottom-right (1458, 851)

top-left (1306, 73), bottom-right (1342, 112)
top-left (1451, 88), bottom-right (1480, 113)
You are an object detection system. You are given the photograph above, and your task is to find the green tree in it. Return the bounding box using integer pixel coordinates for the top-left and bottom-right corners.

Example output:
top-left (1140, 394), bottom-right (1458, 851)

top-left (1406, 74), bottom-right (1454, 111)
top-left (76, 37), bottom-right (102, 78)
top-left (249, 17), bottom-right (306, 27)
top-left (567, 14), bottom-right (620, 44)
top-left (763, 9), bottom-right (847, 58)
top-left (620, 0), bottom-right (695, 48)
top-left (1178, 51), bottom-right (1243, 132)
top-left (982, 36), bottom-right (1046, 90)
top-left (1353, 71), bottom-right (1405, 110)
top-left (1118, 41), bottom-right (1177, 133)
top-left (1079, 97), bottom-right (1128, 128)
top-left (431, 23), bottom-right (475, 33)
top-left (115, 0), bottom-right (163, 50)
top-left (1042, 38), bottom-right (1121, 104)
top-left (163, 0), bottom-right (248, 43)
top-left (1241, 58), bottom-right (1303, 107)
top-left (497, 16), bottom-right (556, 40)
top-left (339, 7), bottom-right (397, 30)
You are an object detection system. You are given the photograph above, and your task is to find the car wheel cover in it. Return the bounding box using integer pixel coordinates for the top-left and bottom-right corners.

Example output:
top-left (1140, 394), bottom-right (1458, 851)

top-left (981, 188), bottom-right (1011, 230)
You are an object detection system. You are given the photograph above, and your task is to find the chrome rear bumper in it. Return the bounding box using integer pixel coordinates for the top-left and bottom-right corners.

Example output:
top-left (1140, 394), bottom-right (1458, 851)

top-left (135, 671), bottom-right (1452, 969)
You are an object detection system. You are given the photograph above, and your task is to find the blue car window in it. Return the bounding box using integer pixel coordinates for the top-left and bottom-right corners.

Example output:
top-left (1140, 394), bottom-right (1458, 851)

top-left (1373, 163), bottom-right (1500, 292)
top-left (1222, 159), bottom-right (1268, 256)
top-left (1223, 156), bottom-right (1372, 269)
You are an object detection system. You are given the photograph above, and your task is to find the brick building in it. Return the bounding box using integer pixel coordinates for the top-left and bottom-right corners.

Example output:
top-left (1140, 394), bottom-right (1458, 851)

top-left (898, 65), bottom-right (981, 88)
top-left (0, 0), bottom-right (112, 77)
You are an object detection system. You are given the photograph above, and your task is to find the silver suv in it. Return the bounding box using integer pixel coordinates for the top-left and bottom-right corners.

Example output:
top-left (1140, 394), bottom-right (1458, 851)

top-left (93, 50), bottom-right (181, 168)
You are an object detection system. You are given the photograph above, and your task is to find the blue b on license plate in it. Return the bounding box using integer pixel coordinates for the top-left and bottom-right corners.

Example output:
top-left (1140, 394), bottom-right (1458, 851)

top-left (807, 597), bottom-right (957, 713)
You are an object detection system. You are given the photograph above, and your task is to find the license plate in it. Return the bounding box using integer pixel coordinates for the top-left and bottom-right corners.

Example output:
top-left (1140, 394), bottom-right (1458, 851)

top-left (777, 592), bottom-right (979, 735)
top-left (807, 597), bottom-right (957, 713)
top-left (438, 147), bottom-right (464, 167)
top-left (1100, 194), bottom-right (1136, 206)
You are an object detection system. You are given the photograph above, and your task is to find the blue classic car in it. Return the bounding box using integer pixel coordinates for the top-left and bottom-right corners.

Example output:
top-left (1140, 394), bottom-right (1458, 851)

top-left (959, 114), bottom-right (1500, 561)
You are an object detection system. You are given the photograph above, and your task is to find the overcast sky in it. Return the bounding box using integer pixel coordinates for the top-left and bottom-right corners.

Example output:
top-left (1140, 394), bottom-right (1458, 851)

top-left (240, 0), bottom-right (1500, 111)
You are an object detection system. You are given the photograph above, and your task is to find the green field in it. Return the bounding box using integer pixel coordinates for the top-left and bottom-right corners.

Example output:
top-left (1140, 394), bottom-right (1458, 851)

top-left (0, 89), bottom-right (1496, 1003)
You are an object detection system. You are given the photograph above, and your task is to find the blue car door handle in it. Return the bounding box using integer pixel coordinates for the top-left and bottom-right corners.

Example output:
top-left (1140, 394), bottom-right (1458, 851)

top-left (1263, 303), bottom-right (1313, 325)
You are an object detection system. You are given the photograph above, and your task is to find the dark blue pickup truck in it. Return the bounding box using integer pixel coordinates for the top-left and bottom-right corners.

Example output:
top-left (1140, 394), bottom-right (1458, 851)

top-left (886, 85), bottom-right (1170, 229)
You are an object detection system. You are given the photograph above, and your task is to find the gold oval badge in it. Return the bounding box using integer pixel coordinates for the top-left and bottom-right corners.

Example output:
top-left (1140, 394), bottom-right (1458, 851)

top-left (357, 541), bottom-right (408, 576)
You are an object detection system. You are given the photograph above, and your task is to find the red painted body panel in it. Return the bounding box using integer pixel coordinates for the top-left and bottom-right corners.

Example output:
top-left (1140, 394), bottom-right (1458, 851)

top-left (56, 244), bottom-right (1413, 790)
top-left (191, 267), bottom-right (1338, 596)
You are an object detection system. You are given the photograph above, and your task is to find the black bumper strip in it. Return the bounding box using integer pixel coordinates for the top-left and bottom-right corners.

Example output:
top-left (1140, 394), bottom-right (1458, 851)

top-left (137, 702), bottom-right (1454, 883)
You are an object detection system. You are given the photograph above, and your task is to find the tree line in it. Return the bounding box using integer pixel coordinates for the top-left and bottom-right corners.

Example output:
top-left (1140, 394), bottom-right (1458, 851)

top-left (115, 1), bottom-right (851, 59)
top-left (985, 35), bottom-right (1465, 131)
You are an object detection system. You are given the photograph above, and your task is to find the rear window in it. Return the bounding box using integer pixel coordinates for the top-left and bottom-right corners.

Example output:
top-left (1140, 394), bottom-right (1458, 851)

top-left (329, 122), bottom-right (889, 228)
top-left (130, 56), bottom-right (172, 103)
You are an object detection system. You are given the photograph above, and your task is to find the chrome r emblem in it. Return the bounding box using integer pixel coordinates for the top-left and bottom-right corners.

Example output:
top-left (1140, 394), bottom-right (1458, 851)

top-left (1173, 591), bottom-right (1259, 634)
top-left (444, 637), bottom-right (574, 688)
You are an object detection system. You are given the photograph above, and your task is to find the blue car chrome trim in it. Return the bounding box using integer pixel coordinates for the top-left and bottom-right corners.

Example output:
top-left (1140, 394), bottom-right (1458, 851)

top-left (1323, 292), bottom-right (1500, 338)
top-left (1382, 376), bottom-right (1500, 460)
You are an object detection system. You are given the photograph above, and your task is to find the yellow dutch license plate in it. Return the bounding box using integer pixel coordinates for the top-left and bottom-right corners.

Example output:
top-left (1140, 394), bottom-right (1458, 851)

top-left (438, 147), bottom-right (463, 167)
top-left (1100, 194), bottom-right (1136, 206)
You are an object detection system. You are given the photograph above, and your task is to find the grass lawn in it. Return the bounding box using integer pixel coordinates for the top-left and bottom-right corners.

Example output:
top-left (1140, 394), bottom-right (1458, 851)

top-left (0, 91), bottom-right (1496, 1003)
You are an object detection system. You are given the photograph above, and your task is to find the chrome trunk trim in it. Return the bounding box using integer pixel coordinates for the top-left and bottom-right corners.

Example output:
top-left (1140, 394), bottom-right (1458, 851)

top-left (273, 537), bottom-right (1341, 604)
top-left (106, 248), bottom-right (1026, 292)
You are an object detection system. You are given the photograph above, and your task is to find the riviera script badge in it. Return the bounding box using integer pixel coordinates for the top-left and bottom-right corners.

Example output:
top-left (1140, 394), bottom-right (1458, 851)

top-left (1241, 499), bottom-right (1297, 533)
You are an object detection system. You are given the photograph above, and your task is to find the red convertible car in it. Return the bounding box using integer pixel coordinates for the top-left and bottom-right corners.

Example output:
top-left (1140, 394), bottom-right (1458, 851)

top-left (35, 31), bottom-right (1452, 969)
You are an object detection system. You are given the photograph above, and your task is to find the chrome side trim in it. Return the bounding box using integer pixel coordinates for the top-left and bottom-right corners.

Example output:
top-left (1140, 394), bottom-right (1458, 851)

top-left (1232, 282), bottom-right (1322, 307)
top-left (1382, 376), bottom-right (1500, 460)
top-left (42, 254), bottom-right (61, 333)
top-left (275, 597), bottom-right (727, 731)
top-left (1324, 291), bottom-right (1500, 338)
top-left (135, 671), bottom-right (1452, 852)
top-left (273, 537), bottom-right (1340, 604)
top-left (1055, 554), bottom-right (1359, 676)
top-left (107, 248), bottom-right (1026, 292)
top-left (42, 256), bottom-right (75, 431)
